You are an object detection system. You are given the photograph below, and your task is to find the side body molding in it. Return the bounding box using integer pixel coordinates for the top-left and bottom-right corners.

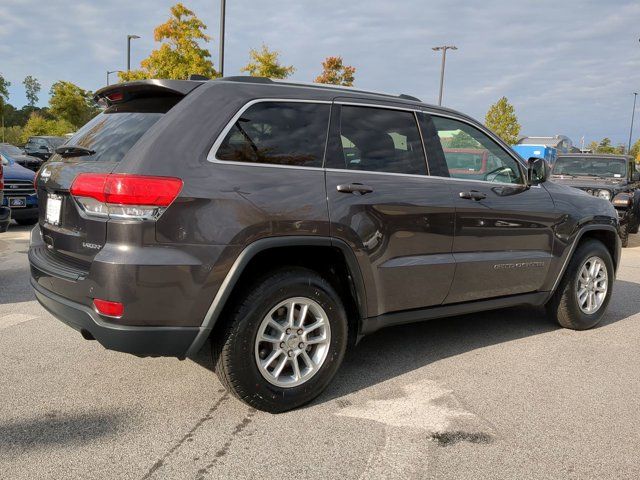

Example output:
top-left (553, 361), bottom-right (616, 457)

top-left (185, 236), bottom-right (367, 357)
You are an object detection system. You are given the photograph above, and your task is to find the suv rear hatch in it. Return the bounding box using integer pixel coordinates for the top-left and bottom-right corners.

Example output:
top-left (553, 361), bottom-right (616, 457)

top-left (35, 80), bottom-right (203, 268)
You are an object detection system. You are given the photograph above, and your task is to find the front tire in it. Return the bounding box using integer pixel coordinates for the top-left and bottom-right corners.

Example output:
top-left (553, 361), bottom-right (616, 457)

top-left (619, 223), bottom-right (629, 248)
top-left (212, 267), bottom-right (348, 413)
top-left (547, 239), bottom-right (614, 330)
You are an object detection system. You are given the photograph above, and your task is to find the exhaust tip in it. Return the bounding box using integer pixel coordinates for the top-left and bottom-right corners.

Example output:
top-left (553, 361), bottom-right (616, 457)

top-left (80, 329), bottom-right (95, 341)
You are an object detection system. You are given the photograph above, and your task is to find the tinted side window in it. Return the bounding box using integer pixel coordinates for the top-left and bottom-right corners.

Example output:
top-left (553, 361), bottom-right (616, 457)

top-left (217, 102), bottom-right (330, 167)
top-left (335, 105), bottom-right (427, 175)
top-left (431, 116), bottom-right (524, 184)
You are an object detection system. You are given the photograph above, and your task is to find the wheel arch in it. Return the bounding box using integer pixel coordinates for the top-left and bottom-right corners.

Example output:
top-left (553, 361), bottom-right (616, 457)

top-left (185, 236), bottom-right (367, 357)
top-left (550, 224), bottom-right (620, 297)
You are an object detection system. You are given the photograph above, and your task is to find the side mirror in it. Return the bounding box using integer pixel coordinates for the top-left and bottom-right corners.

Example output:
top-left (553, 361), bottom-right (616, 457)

top-left (632, 172), bottom-right (640, 182)
top-left (527, 157), bottom-right (548, 185)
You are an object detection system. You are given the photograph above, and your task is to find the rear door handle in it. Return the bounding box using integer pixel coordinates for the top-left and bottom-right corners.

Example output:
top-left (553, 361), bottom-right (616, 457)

top-left (337, 183), bottom-right (374, 195)
top-left (459, 190), bottom-right (486, 201)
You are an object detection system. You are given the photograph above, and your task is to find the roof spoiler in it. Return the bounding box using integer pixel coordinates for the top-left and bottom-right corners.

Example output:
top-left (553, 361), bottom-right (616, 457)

top-left (94, 79), bottom-right (206, 106)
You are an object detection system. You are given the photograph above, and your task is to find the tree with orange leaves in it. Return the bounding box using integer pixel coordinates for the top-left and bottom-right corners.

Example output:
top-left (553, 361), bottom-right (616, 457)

top-left (119, 3), bottom-right (218, 81)
top-left (314, 56), bottom-right (355, 86)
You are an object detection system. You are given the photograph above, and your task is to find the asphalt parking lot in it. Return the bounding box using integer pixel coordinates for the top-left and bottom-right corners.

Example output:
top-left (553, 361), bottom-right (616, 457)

top-left (1, 224), bottom-right (640, 479)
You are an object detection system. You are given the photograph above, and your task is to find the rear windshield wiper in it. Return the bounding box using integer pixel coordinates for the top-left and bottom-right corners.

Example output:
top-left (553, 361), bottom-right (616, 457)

top-left (55, 145), bottom-right (96, 158)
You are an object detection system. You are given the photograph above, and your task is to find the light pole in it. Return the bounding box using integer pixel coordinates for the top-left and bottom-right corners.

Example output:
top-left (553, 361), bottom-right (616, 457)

top-left (127, 34), bottom-right (140, 71)
top-left (219, 0), bottom-right (226, 77)
top-left (432, 45), bottom-right (457, 106)
top-left (106, 70), bottom-right (121, 86)
top-left (628, 92), bottom-right (637, 154)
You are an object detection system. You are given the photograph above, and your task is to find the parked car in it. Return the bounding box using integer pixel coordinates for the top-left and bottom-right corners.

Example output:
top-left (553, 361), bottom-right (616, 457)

top-left (23, 136), bottom-right (66, 162)
top-left (441, 148), bottom-right (489, 178)
top-left (0, 157), bottom-right (10, 232)
top-left (0, 143), bottom-right (43, 171)
top-left (30, 78), bottom-right (620, 413)
top-left (551, 154), bottom-right (640, 246)
top-left (1, 154), bottom-right (39, 225)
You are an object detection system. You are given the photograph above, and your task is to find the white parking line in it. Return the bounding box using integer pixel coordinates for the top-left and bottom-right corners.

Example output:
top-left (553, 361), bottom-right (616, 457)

top-left (0, 313), bottom-right (39, 329)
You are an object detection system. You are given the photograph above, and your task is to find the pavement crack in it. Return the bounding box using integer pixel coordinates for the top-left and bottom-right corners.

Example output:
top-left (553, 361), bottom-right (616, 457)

top-left (141, 392), bottom-right (229, 480)
top-left (195, 407), bottom-right (257, 480)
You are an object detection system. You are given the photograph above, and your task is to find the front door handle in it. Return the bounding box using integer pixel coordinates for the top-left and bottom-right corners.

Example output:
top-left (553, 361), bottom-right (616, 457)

top-left (337, 183), bottom-right (374, 195)
top-left (459, 190), bottom-right (487, 201)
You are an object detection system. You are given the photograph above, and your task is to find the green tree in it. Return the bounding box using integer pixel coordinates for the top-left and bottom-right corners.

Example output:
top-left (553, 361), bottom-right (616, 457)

top-left (0, 125), bottom-right (24, 145)
top-left (23, 76), bottom-right (41, 107)
top-left (449, 130), bottom-right (480, 148)
top-left (314, 56), bottom-right (355, 86)
top-left (630, 138), bottom-right (640, 161)
top-left (241, 44), bottom-right (295, 79)
top-left (0, 74), bottom-right (10, 142)
top-left (0, 74), bottom-right (9, 108)
top-left (21, 113), bottom-right (74, 142)
top-left (588, 137), bottom-right (625, 154)
top-left (484, 97), bottom-right (521, 145)
top-left (119, 3), bottom-right (218, 81)
top-left (48, 81), bottom-right (98, 128)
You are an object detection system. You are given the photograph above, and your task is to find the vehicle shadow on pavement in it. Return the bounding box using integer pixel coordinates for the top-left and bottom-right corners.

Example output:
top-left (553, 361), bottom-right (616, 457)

top-left (317, 278), bottom-right (640, 405)
top-left (0, 411), bottom-right (127, 453)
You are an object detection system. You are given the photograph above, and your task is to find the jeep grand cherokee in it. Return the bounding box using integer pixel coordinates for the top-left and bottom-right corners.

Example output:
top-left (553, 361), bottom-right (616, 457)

top-left (29, 77), bottom-right (620, 412)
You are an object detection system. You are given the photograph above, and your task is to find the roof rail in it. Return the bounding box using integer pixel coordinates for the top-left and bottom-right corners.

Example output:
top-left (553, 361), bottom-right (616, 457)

top-left (217, 76), bottom-right (422, 102)
top-left (219, 76), bottom-right (273, 84)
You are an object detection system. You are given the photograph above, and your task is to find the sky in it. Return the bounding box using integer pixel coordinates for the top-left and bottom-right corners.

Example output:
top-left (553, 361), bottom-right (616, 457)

top-left (1, 0), bottom-right (639, 146)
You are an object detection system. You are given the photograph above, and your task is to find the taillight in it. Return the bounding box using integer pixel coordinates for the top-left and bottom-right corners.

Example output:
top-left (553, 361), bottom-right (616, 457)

top-left (70, 173), bottom-right (183, 220)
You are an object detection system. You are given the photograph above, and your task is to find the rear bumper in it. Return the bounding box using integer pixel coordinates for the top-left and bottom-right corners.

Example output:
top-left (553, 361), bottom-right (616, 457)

top-left (31, 278), bottom-right (199, 358)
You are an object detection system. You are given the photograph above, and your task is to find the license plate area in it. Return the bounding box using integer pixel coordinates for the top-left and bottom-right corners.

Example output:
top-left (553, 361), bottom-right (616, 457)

top-left (46, 194), bottom-right (63, 226)
top-left (8, 197), bottom-right (26, 208)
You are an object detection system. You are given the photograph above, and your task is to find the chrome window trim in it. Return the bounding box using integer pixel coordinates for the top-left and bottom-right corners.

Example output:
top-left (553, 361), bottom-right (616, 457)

top-left (206, 97), bottom-right (533, 186)
top-left (333, 102), bottom-right (430, 176)
top-left (325, 168), bottom-right (431, 180)
top-left (335, 101), bottom-right (528, 184)
top-left (206, 98), bottom-right (332, 168)
top-left (335, 100), bottom-right (421, 113)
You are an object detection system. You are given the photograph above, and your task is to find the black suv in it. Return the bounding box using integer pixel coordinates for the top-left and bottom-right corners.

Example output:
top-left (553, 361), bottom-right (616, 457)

top-left (29, 78), bottom-right (620, 412)
top-left (24, 136), bottom-right (67, 162)
top-left (551, 154), bottom-right (640, 246)
top-left (0, 143), bottom-right (43, 171)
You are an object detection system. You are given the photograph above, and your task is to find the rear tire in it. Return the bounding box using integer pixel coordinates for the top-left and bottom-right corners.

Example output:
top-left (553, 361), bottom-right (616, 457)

top-left (546, 239), bottom-right (614, 330)
top-left (212, 267), bottom-right (348, 413)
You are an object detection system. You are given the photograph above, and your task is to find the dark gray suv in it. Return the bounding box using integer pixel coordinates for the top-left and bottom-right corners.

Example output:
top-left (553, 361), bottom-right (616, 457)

top-left (29, 77), bottom-right (620, 412)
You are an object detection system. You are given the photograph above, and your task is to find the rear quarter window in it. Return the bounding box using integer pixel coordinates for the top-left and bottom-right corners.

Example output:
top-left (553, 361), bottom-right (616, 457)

top-left (215, 102), bottom-right (330, 168)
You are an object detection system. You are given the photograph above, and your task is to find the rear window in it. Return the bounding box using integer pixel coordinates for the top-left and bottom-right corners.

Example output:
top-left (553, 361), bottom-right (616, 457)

top-left (50, 98), bottom-right (176, 163)
top-left (216, 102), bottom-right (330, 168)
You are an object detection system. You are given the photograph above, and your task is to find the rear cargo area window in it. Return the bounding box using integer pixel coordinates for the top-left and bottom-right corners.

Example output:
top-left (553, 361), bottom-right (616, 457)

top-left (216, 102), bottom-right (330, 168)
top-left (52, 106), bottom-right (166, 163)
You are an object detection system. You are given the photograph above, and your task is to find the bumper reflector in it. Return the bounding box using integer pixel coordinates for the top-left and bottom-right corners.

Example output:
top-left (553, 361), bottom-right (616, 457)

top-left (93, 299), bottom-right (124, 318)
